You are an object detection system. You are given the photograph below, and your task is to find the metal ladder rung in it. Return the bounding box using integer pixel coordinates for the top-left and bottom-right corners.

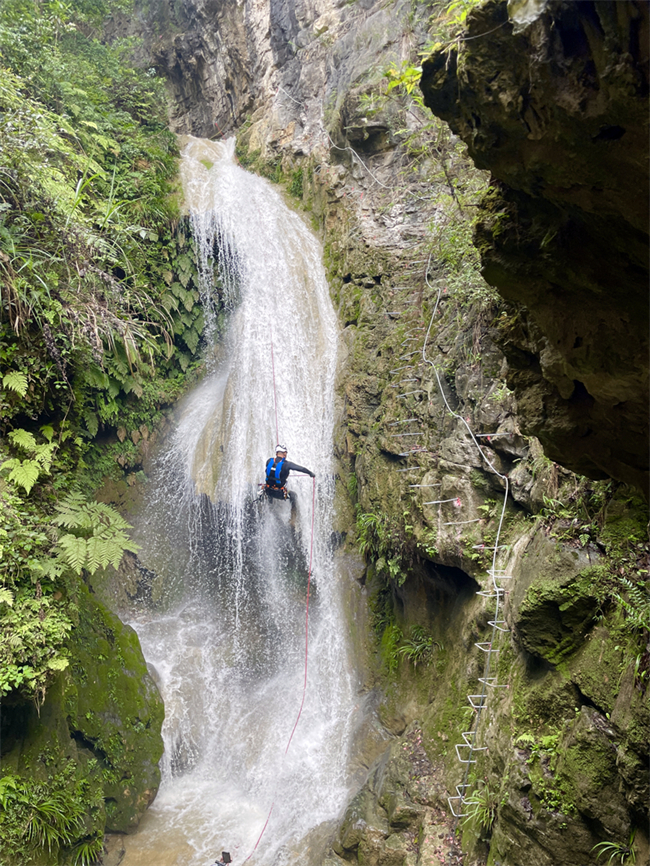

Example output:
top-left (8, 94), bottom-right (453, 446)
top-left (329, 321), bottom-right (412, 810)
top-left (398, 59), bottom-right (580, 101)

top-left (461, 731), bottom-right (487, 748)
top-left (454, 743), bottom-right (477, 763)
top-left (447, 796), bottom-right (468, 818)
top-left (447, 785), bottom-right (469, 818)
top-left (478, 677), bottom-right (507, 688)
top-left (477, 588), bottom-right (507, 598)
top-left (475, 641), bottom-right (497, 653)
top-left (468, 694), bottom-right (488, 709)
top-left (487, 620), bottom-right (510, 632)
top-left (488, 569), bottom-right (513, 580)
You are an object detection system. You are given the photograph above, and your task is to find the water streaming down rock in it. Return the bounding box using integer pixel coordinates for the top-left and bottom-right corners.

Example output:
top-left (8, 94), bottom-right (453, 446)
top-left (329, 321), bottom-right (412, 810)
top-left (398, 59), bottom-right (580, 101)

top-left (120, 137), bottom-right (359, 865)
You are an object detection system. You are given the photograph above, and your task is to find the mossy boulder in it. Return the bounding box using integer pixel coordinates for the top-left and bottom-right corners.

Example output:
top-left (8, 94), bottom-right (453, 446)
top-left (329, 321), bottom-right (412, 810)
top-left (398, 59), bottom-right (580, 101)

top-left (510, 532), bottom-right (599, 663)
top-left (64, 584), bottom-right (164, 832)
top-left (4, 583), bottom-right (164, 840)
top-left (555, 706), bottom-right (630, 838)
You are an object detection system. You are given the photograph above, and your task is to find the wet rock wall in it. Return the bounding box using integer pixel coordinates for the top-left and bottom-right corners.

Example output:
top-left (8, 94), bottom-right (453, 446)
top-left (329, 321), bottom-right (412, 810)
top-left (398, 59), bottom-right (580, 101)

top-left (421, 0), bottom-right (649, 493)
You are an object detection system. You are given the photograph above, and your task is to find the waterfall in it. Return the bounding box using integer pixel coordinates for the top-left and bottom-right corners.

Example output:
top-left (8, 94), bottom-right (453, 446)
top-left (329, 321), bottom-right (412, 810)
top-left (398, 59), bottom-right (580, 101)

top-left (119, 136), bottom-right (359, 866)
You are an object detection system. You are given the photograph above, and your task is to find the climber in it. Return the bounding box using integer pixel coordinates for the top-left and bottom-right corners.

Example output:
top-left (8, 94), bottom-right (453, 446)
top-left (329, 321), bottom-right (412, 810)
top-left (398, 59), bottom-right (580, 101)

top-left (212, 853), bottom-right (231, 866)
top-left (263, 444), bottom-right (314, 503)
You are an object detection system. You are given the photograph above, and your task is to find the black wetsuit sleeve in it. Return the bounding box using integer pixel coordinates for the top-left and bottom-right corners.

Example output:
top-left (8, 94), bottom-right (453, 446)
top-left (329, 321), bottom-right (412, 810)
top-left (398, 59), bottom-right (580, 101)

top-left (282, 460), bottom-right (314, 481)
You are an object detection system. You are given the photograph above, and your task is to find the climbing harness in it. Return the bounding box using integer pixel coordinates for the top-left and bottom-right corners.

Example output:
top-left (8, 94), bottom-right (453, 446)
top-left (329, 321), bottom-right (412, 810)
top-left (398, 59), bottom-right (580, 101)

top-left (264, 457), bottom-right (289, 499)
top-left (265, 457), bottom-right (285, 486)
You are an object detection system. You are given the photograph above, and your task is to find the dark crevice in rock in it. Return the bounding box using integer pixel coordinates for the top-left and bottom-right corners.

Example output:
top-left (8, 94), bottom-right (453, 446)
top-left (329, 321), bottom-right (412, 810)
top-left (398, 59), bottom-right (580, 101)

top-left (1, 702), bottom-right (32, 757)
top-left (573, 684), bottom-right (609, 720)
top-left (70, 729), bottom-right (110, 764)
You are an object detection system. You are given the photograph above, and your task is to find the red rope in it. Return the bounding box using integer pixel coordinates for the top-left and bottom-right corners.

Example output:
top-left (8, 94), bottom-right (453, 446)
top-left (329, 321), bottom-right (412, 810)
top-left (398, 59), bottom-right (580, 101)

top-left (242, 476), bottom-right (317, 863)
top-left (243, 803), bottom-right (275, 863)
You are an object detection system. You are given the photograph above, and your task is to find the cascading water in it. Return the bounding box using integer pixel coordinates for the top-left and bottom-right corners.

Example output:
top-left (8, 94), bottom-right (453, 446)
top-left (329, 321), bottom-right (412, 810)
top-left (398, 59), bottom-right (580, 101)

top-left (119, 136), bottom-right (360, 866)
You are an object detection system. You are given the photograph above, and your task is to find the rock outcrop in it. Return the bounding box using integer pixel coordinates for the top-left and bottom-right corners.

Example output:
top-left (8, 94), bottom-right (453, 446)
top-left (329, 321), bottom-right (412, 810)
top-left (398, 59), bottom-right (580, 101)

top-left (124, 1), bottom-right (650, 863)
top-left (420, 0), bottom-right (649, 494)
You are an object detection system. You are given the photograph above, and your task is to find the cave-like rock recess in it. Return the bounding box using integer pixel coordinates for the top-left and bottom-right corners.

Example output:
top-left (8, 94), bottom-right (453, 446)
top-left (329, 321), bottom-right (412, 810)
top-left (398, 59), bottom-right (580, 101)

top-left (421, 0), bottom-right (649, 494)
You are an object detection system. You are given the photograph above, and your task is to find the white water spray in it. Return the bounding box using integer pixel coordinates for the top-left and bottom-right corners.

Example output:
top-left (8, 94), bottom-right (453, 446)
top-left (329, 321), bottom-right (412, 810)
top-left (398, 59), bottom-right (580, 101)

top-left (120, 137), bottom-right (359, 866)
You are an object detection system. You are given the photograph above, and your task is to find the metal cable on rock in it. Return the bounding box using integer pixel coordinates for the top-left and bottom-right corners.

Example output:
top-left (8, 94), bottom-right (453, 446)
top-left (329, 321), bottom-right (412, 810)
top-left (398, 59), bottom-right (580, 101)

top-left (422, 254), bottom-right (511, 821)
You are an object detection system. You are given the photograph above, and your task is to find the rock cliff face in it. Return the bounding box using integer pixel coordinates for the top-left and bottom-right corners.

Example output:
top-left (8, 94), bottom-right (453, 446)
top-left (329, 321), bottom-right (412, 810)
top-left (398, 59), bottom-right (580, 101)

top-left (420, 0), bottom-right (649, 493)
top-left (133, 0), bottom-right (421, 156)
top-left (129, 1), bottom-right (649, 864)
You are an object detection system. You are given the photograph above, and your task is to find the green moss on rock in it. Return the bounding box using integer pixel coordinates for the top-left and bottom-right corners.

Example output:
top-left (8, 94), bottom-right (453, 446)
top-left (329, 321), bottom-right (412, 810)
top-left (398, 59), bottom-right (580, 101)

top-left (3, 582), bottom-right (163, 853)
top-left (64, 584), bottom-right (164, 832)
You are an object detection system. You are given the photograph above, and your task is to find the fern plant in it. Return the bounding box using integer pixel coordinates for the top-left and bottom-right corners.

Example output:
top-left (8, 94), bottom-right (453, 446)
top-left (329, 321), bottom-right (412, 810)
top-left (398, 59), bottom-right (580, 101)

top-left (52, 491), bottom-right (139, 575)
top-left (0, 428), bottom-right (56, 493)
top-left (613, 577), bottom-right (650, 633)
top-left (398, 625), bottom-right (441, 669)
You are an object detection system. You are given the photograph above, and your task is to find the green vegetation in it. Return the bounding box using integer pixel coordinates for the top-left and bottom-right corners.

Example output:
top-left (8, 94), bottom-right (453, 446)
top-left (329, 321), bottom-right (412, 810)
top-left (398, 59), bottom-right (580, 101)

top-left (357, 509), bottom-right (416, 587)
top-left (0, 0), bottom-right (195, 706)
top-left (0, 0), bottom-right (200, 861)
top-left (398, 624), bottom-right (441, 669)
top-left (0, 770), bottom-right (104, 865)
top-left (0, 474), bottom-right (137, 707)
top-left (0, 0), bottom-right (209, 455)
top-left (593, 830), bottom-right (637, 866)
top-left (462, 779), bottom-right (498, 835)
top-left (380, 622), bottom-right (403, 674)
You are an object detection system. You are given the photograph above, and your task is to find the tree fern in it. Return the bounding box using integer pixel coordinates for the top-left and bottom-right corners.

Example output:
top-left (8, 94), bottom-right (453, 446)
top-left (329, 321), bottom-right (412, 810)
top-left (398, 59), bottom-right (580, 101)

top-left (0, 587), bottom-right (15, 607)
top-left (1, 458), bottom-right (41, 494)
top-left (57, 535), bottom-right (88, 573)
top-left (8, 428), bottom-right (37, 451)
top-left (0, 428), bottom-right (56, 492)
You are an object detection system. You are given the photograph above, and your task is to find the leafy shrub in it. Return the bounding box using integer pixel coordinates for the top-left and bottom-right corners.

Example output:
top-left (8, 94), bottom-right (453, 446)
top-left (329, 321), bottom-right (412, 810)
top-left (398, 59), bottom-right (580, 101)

top-left (398, 624), bottom-right (441, 669)
top-left (462, 780), bottom-right (498, 835)
top-left (357, 510), bottom-right (415, 586)
top-left (0, 768), bottom-right (104, 865)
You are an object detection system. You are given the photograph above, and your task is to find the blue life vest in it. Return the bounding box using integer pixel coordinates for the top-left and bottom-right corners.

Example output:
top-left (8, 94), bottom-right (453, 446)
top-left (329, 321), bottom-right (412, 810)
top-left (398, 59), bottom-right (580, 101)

top-left (265, 457), bottom-right (285, 487)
